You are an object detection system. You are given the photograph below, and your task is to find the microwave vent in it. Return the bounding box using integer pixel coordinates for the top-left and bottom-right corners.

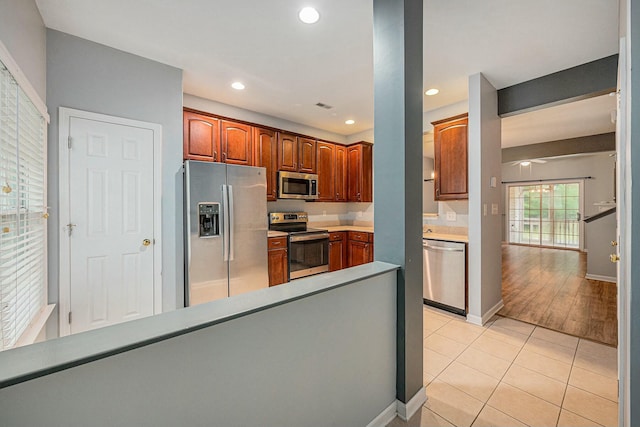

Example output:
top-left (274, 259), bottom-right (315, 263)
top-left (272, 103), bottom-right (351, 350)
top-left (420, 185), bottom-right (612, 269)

top-left (315, 102), bottom-right (333, 110)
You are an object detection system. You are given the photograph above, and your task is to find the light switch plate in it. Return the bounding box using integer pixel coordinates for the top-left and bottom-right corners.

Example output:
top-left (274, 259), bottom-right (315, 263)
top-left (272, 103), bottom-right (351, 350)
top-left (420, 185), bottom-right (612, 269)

top-left (446, 211), bottom-right (456, 221)
top-left (483, 204), bottom-right (487, 216)
top-left (492, 203), bottom-right (499, 215)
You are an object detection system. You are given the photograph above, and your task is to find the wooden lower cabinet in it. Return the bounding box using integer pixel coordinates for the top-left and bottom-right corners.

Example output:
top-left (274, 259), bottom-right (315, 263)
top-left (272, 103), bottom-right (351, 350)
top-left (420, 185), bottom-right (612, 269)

top-left (347, 231), bottom-right (374, 267)
top-left (268, 237), bottom-right (288, 286)
top-left (328, 232), bottom-right (347, 271)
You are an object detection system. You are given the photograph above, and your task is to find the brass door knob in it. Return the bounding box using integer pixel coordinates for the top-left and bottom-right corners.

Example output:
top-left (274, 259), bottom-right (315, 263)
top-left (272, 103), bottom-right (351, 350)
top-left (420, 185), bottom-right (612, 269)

top-left (610, 254), bottom-right (620, 263)
top-left (611, 240), bottom-right (618, 247)
top-left (143, 239), bottom-right (151, 246)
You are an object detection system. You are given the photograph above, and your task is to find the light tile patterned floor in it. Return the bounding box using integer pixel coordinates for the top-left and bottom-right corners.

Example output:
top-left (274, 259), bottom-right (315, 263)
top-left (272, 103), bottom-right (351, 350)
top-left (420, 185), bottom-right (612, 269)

top-left (388, 306), bottom-right (618, 427)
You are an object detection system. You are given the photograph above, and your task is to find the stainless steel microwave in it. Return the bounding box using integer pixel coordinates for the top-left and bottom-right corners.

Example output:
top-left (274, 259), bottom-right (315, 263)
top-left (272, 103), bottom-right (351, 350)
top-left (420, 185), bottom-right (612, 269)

top-left (278, 171), bottom-right (319, 200)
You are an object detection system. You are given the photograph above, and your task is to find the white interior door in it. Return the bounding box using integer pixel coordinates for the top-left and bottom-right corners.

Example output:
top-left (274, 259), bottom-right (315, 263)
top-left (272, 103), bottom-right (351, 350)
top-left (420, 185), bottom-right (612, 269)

top-left (67, 116), bottom-right (156, 334)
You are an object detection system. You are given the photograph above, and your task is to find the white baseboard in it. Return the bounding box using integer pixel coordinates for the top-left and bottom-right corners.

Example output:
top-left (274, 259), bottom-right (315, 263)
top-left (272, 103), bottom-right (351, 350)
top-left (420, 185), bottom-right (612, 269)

top-left (466, 300), bottom-right (504, 326)
top-left (585, 274), bottom-right (617, 283)
top-left (367, 387), bottom-right (427, 427)
top-left (366, 401), bottom-right (398, 427)
top-left (397, 386), bottom-right (427, 421)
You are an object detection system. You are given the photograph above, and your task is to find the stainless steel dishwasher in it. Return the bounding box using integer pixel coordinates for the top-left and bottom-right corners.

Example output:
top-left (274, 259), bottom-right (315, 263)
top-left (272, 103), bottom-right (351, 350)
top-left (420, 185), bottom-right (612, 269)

top-left (423, 238), bottom-right (467, 315)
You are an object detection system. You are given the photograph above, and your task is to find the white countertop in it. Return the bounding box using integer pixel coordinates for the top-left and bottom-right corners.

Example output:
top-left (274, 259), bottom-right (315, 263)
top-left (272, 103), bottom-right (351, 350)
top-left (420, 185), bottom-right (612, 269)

top-left (267, 230), bottom-right (288, 238)
top-left (423, 233), bottom-right (468, 243)
top-left (322, 225), bottom-right (374, 233)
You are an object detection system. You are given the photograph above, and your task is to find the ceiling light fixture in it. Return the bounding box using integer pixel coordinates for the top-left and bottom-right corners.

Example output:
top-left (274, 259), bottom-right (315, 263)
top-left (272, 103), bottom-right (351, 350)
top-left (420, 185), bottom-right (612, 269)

top-left (425, 88), bottom-right (439, 96)
top-left (345, 119), bottom-right (355, 125)
top-left (231, 82), bottom-right (245, 90)
top-left (299, 7), bottom-right (320, 24)
top-left (520, 161), bottom-right (531, 167)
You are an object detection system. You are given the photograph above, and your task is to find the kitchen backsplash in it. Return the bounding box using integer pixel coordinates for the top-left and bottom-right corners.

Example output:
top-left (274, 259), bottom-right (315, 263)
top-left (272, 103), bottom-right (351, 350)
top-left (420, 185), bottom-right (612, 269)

top-left (267, 200), bottom-right (373, 226)
top-left (423, 200), bottom-right (469, 227)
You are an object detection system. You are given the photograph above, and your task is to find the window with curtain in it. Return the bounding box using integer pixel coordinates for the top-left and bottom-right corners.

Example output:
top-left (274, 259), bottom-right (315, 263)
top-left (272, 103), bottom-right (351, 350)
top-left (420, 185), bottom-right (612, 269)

top-left (0, 60), bottom-right (47, 351)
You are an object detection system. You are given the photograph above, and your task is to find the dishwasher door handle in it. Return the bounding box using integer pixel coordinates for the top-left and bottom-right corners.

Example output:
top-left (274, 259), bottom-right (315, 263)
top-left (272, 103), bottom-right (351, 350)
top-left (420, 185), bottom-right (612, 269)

top-left (423, 244), bottom-right (464, 252)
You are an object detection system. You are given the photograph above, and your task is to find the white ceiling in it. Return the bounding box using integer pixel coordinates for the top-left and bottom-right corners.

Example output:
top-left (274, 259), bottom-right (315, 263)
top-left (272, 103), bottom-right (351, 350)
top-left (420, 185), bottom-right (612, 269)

top-left (35, 0), bottom-right (619, 139)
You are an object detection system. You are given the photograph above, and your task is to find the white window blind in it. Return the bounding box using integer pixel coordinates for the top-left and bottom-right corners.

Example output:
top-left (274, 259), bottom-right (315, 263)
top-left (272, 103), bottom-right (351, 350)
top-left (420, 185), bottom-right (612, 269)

top-left (0, 61), bottom-right (47, 351)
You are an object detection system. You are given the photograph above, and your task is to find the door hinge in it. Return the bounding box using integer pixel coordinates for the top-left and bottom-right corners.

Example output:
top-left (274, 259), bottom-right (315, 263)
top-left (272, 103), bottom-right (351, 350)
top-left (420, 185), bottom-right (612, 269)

top-left (68, 136), bottom-right (72, 149)
top-left (68, 312), bottom-right (72, 324)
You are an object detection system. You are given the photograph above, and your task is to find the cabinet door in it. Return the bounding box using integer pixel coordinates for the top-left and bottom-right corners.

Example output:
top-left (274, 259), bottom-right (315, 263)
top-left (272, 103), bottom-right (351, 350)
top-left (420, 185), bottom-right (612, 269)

top-left (277, 133), bottom-right (298, 172)
top-left (268, 248), bottom-right (288, 286)
top-left (253, 127), bottom-right (277, 201)
top-left (183, 111), bottom-right (220, 162)
top-left (328, 233), bottom-right (347, 271)
top-left (221, 120), bottom-right (252, 165)
top-left (335, 145), bottom-right (348, 202)
top-left (347, 145), bottom-right (362, 202)
top-left (433, 114), bottom-right (468, 200)
top-left (348, 240), bottom-right (371, 267)
top-left (316, 141), bottom-right (335, 202)
top-left (298, 137), bottom-right (316, 173)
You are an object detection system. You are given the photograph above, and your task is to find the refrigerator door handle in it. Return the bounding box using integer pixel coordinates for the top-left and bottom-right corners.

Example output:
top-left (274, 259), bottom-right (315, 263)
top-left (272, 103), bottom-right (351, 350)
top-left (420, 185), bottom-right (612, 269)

top-left (222, 184), bottom-right (230, 262)
top-left (228, 184), bottom-right (235, 261)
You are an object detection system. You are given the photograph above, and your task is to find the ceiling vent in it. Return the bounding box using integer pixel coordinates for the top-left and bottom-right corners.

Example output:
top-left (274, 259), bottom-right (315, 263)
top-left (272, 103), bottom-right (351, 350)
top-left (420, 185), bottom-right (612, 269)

top-left (315, 102), bottom-right (333, 110)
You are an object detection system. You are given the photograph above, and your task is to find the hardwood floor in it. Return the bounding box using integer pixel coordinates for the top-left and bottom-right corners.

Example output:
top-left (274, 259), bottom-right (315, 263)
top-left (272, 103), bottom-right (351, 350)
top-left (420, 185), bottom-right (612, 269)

top-left (499, 244), bottom-right (617, 346)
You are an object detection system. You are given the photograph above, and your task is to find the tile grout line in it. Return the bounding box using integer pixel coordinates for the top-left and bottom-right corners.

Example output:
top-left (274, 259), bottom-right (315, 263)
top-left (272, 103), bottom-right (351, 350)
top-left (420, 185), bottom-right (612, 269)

top-left (555, 336), bottom-right (579, 426)
top-left (467, 322), bottom-right (537, 427)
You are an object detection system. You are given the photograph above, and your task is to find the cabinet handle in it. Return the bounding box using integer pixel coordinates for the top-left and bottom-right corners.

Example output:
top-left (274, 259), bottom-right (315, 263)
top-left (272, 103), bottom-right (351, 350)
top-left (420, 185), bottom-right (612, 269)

top-left (222, 152), bottom-right (227, 162)
top-left (214, 151), bottom-right (218, 161)
top-left (272, 241), bottom-right (281, 246)
top-left (293, 162), bottom-right (297, 169)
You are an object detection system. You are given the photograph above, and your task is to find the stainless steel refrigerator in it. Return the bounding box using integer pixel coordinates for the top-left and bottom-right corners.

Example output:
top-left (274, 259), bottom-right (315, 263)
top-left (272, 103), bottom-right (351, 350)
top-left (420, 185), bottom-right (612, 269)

top-left (184, 160), bottom-right (269, 306)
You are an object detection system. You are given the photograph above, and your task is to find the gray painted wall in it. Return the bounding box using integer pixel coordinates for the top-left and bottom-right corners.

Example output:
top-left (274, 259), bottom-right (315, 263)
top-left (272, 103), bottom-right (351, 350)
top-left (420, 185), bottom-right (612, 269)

top-left (46, 30), bottom-right (184, 336)
top-left (468, 73), bottom-right (503, 321)
top-left (628, 0), bottom-right (639, 424)
top-left (0, 0), bottom-right (46, 101)
top-left (0, 271), bottom-right (397, 427)
top-left (373, 0), bottom-right (423, 403)
top-left (585, 212), bottom-right (617, 279)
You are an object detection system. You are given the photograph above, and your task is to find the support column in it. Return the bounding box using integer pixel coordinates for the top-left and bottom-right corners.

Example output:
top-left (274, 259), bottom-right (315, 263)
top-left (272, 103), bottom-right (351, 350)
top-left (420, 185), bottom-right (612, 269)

top-left (373, 0), bottom-right (424, 410)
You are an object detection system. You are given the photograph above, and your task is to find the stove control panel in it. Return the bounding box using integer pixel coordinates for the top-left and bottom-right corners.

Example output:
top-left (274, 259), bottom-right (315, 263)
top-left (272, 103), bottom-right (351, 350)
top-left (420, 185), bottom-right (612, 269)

top-left (269, 212), bottom-right (308, 224)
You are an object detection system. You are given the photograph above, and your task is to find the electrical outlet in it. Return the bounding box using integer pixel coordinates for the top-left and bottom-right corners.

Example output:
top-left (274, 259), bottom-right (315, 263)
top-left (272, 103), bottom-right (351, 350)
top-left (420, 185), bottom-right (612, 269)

top-left (322, 210), bottom-right (327, 216)
top-left (492, 204), bottom-right (499, 215)
top-left (358, 211), bottom-right (363, 218)
top-left (446, 211), bottom-right (456, 221)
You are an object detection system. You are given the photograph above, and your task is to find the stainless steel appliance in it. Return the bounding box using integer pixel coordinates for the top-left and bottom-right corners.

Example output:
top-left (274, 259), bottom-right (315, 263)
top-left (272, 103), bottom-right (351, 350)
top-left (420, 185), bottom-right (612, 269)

top-left (278, 171), bottom-right (319, 200)
top-left (423, 238), bottom-right (467, 315)
top-left (184, 160), bottom-right (269, 306)
top-left (268, 212), bottom-right (329, 279)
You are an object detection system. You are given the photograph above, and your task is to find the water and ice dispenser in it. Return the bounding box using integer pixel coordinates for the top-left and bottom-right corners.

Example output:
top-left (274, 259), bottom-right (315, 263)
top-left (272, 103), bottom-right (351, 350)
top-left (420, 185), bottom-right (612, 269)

top-left (198, 202), bottom-right (220, 237)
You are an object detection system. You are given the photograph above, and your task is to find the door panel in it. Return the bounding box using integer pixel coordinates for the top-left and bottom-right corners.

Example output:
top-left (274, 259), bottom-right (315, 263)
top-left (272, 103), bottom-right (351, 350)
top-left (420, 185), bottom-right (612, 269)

top-left (316, 141), bottom-right (335, 201)
top-left (278, 133), bottom-right (298, 171)
top-left (253, 127), bottom-right (277, 200)
top-left (185, 161), bottom-right (228, 305)
top-left (183, 111), bottom-right (219, 161)
top-left (69, 117), bottom-right (155, 334)
top-left (221, 120), bottom-right (252, 165)
top-left (226, 165), bottom-right (269, 295)
top-left (335, 145), bottom-right (348, 202)
top-left (298, 137), bottom-right (316, 173)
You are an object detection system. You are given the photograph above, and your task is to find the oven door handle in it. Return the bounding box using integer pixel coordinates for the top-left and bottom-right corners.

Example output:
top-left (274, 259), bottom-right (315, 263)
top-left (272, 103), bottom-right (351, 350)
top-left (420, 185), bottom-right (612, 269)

top-left (289, 232), bottom-right (330, 243)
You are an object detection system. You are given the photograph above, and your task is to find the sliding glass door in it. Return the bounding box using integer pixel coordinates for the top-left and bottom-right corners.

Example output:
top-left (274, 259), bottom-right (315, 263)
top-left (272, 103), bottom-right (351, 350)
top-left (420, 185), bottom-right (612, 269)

top-left (507, 181), bottom-right (583, 249)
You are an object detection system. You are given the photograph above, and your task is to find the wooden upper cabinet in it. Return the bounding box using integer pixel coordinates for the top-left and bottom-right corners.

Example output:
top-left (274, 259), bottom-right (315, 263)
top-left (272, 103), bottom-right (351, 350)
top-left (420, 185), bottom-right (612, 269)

top-left (220, 120), bottom-right (252, 165)
top-left (335, 145), bottom-right (347, 202)
top-left (183, 111), bottom-right (220, 162)
top-left (298, 137), bottom-right (316, 173)
top-left (253, 127), bottom-right (277, 201)
top-left (316, 141), bottom-right (336, 202)
top-left (277, 132), bottom-right (298, 172)
top-left (277, 133), bottom-right (316, 173)
top-left (432, 113), bottom-right (468, 200)
top-left (347, 142), bottom-right (373, 202)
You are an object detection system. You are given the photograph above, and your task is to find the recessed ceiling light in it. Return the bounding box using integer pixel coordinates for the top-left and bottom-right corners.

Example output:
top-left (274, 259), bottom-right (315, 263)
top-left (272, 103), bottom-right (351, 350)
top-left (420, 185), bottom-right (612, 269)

top-left (231, 82), bottom-right (245, 90)
top-left (425, 88), bottom-right (439, 96)
top-left (299, 7), bottom-right (320, 24)
top-left (520, 161), bottom-right (531, 167)
top-left (345, 119), bottom-right (355, 125)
